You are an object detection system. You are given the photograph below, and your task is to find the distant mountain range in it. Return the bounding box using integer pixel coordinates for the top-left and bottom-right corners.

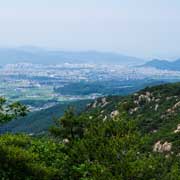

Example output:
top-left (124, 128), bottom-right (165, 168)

top-left (0, 47), bottom-right (145, 65)
top-left (141, 59), bottom-right (180, 71)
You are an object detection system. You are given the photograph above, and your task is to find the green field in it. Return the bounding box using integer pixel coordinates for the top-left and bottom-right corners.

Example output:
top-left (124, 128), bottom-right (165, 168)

top-left (0, 82), bottom-right (55, 101)
top-left (0, 81), bottom-right (93, 105)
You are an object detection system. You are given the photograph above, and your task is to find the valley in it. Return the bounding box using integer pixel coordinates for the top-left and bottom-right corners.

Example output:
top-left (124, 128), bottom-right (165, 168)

top-left (1, 62), bottom-right (180, 112)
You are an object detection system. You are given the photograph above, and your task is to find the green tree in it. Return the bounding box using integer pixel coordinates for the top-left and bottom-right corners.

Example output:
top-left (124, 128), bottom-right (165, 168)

top-left (50, 106), bottom-right (84, 140)
top-left (0, 97), bottom-right (28, 124)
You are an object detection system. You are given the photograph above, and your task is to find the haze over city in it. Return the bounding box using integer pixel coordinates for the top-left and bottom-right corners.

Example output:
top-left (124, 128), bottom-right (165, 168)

top-left (0, 0), bottom-right (180, 60)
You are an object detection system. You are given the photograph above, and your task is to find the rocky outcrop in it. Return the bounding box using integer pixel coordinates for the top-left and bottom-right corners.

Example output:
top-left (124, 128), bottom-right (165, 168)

top-left (174, 124), bottom-right (180, 133)
top-left (133, 91), bottom-right (155, 107)
top-left (91, 98), bottom-right (109, 108)
top-left (154, 104), bottom-right (159, 111)
top-left (138, 94), bottom-right (151, 104)
top-left (63, 138), bottom-right (70, 144)
top-left (129, 107), bottom-right (139, 114)
top-left (101, 97), bottom-right (109, 107)
top-left (165, 101), bottom-right (180, 115)
top-left (103, 115), bottom-right (107, 122)
top-left (173, 101), bottom-right (180, 109)
top-left (92, 100), bottom-right (98, 108)
top-left (110, 110), bottom-right (119, 118)
top-left (153, 141), bottom-right (172, 153)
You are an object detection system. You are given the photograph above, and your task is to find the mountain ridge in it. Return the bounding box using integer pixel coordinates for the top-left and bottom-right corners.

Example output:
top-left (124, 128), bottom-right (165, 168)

top-left (0, 47), bottom-right (145, 65)
top-left (141, 58), bottom-right (180, 71)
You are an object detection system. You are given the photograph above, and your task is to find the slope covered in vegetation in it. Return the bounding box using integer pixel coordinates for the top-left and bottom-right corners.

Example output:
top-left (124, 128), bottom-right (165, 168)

top-left (0, 100), bottom-right (91, 134)
top-left (0, 82), bottom-right (180, 179)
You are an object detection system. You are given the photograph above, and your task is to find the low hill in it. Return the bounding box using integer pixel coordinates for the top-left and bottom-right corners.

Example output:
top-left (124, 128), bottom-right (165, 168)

top-left (141, 58), bottom-right (180, 71)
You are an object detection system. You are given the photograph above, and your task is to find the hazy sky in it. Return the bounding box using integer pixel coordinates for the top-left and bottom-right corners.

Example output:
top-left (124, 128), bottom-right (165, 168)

top-left (0, 0), bottom-right (180, 59)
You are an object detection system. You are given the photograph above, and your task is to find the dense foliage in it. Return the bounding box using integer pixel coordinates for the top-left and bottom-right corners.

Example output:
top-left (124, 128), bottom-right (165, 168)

top-left (1, 100), bottom-right (91, 134)
top-left (0, 82), bottom-right (180, 179)
top-left (0, 97), bottom-right (28, 124)
top-left (54, 79), bottom-right (168, 96)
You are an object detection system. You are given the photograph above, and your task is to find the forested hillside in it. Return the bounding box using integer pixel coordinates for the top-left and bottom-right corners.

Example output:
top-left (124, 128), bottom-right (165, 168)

top-left (0, 100), bottom-right (91, 134)
top-left (0, 83), bottom-right (180, 179)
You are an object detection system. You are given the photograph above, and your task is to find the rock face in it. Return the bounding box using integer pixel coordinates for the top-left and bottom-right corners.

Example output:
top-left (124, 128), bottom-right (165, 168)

top-left (63, 138), bottom-right (70, 144)
top-left (173, 101), bottom-right (180, 109)
top-left (92, 100), bottom-right (98, 108)
top-left (133, 91), bottom-right (154, 108)
top-left (91, 98), bottom-right (109, 108)
top-left (110, 110), bottom-right (119, 118)
top-left (103, 115), bottom-right (107, 122)
top-left (129, 107), bottom-right (139, 114)
top-left (138, 94), bottom-right (151, 104)
top-left (166, 101), bottom-right (180, 115)
top-left (155, 104), bottom-right (159, 111)
top-left (101, 98), bottom-right (109, 107)
top-left (174, 124), bottom-right (180, 133)
top-left (153, 141), bottom-right (172, 153)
